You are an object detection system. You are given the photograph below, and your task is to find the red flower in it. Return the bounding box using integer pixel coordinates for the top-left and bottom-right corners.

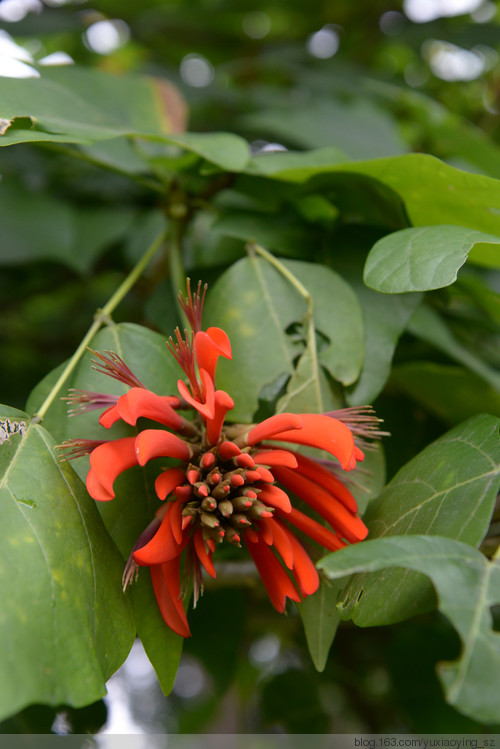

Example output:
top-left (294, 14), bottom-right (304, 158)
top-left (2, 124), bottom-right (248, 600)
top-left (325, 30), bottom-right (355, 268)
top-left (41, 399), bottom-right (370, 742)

top-left (62, 281), bottom-right (379, 638)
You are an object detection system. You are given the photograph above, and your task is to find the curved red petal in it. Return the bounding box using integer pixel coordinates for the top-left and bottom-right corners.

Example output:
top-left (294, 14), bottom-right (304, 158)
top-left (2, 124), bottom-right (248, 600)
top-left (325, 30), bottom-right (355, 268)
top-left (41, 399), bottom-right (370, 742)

top-left (289, 451), bottom-right (358, 512)
top-left (205, 389), bottom-right (234, 446)
top-left (98, 404), bottom-right (121, 429)
top-left (259, 517), bottom-right (294, 569)
top-left (282, 507), bottom-right (347, 552)
top-left (135, 429), bottom-right (191, 466)
top-left (272, 466), bottom-right (368, 543)
top-left (253, 449), bottom-right (298, 469)
top-left (245, 535), bottom-right (301, 612)
top-left (155, 467), bottom-right (187, 500)
top-left (194, 529), bottom-right (216, 578)
top-left (247, 413), bottom-right (303, 445)
top-left (270, 414), bottom-right (357, 471)
top-left (177, 369), bottom-right (215, 420)
top-left (86, 468), bottom-right (115, 501)
top-left (117, 388), bottom-right (183, 430)
top-left (207, 327), bottom-right (232, 358)
top-left (89, 437), bottom-right (137, 495)
top-left (286, 531), bottom-right (320, 596)
top-left (194, 328), bottom-right (232, 382)
top-left (133, 505), bottom-right (187, 565)
top-left (257, 484), bottom-right (292, 513)
top-left (170, 498), bottom-right (184, 545)
top-left (151, 561), bottom-right (191, 638)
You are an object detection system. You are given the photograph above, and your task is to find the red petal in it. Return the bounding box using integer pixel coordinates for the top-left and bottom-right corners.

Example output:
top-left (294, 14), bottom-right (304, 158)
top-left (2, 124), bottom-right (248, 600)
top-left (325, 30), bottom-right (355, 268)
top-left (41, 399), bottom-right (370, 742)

top-left (245, 535), bottom-right (301, 612)
top-left (253, 449), bottom-right (298, 468)
top-left (270, 414), bottom-right (357, 471)
top-left (135, 429), bottom-right (191, 466)
top-left (257, 484), bottom-right (292, 513)
top-left (169, 498), bottom-right (184, 545)
top-left (117, 388), bottom-right (183, 430)
top-left (194, 529), bottom-right (216, 578)
top-left (89, 437), bottom-right (137, 496)
top-left (151, 561), bottom-right (191, 638)
top-left (282, 507), bottom-right (347, 552)
top-left (247, 413), bottom-right (303, 445)
top-left (86, 469), bottom-right (115, 501)
top-left (177, 368), bottom-right (215, 420)
top-left (272, 466), bottom-right (368, 543)
top-left (98, 404), bottom-right (121, 429)
top-left (255, 466), bottom-right (274, 483)
top-left (155, 467), bottom-right (187, 500)
top-left (259, 517), bottom-right (294, 569)
top-left (288, 451), bottom-right (358, 512)
top-left (194, 327), bottom-right (232, 382)
top-left (286, 532), bottom-right (320, 596)
top-left (205, 389), bottom-right (234, 446)
top-left (133, 505), bottom-right (187, 565)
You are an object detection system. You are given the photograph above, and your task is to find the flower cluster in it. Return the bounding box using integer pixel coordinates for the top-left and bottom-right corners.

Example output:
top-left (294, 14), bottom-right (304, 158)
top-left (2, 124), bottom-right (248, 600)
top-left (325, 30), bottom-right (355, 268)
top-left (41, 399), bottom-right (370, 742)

top-left (62, 281), bottom-right (378, 638)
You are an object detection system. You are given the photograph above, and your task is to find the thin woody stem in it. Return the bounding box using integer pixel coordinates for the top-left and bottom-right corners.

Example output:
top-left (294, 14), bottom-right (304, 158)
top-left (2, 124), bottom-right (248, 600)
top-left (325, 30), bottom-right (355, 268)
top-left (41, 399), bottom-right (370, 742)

top-left (31, 229), bottom-right (167, 424)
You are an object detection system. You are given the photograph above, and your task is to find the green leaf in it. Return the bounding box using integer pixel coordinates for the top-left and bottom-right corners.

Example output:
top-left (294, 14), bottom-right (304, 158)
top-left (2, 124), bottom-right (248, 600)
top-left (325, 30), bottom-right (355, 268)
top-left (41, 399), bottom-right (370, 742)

top-left (203, 256), bottom-right (302, 421)
top-left (276, 328), bottom-right (341, 414)
top-left (296, 580), bottom-right (344, 672)
top-left (165, 132), bottom-right (250, 172)
top-left (364, 225), bottom-right (500, 293)
top-left (0, 68), bottom-right (249, 171)
top-left (244, 152), bottom-right (500, 237)
top-left (318, 535), bottom-right (500, 724)
top-left (27, 322), bottom-right (180, 453)
top-left (347, 287), bottom-right (422, 406)
top-left (0, 405), bottom-right (135, 720)
top-left (390, 363), bottom-right (500, 425)
top-left (335, 414), bottom-right (500, 626)
top-left (242, 98), bottom-right (406, 158)
top-left (204, 255), bottom-right (363, 420)
top-left (213, 209), bottom-right (316, 258)
top-left (0, 176), bottom-right (139, 272)
top-left (26, 324), bottom-right (185, 693)
top-left (408, 305), bottom-right (500, 392)
top-left (0, 66), bottom-right (185, 144)
top-left (286, 261), bottom-right (364, 387)
top-left (129, 575), bottom-right (183, 696)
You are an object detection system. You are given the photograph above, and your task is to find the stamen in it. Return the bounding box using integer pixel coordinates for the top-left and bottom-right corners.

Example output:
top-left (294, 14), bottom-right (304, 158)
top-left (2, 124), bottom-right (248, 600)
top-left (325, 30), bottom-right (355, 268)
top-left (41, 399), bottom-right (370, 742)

top-left (178, 278), bottom-right (207, 334)
top-left (89, 349), bottom-right (145, 388)
top-left (57, 439), bottom-right (106, 460)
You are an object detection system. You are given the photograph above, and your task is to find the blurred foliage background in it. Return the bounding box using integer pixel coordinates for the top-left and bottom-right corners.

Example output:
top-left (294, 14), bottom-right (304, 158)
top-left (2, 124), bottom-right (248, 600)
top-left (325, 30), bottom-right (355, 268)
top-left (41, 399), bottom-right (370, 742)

top-left (1, 0), bottom-right (500, 735)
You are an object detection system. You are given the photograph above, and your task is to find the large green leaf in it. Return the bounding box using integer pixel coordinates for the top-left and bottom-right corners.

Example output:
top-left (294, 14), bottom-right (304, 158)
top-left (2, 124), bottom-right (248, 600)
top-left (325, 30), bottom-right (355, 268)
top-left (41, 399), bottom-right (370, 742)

top-left (0, 176), bottom-right (140, 272)
top-left (0, 67), bottom-right (249, 172)
top-left (27, 324), bottom-right (185, 692)
top-left (347, 286), bottom-right (422, 406)
top-left (204, 255), bottom-right (363, 420)
top-left (336, 414), bottom-right (500, 626)
top-left (0, 66), bottom-right (185, 144)
top-left (244, 152), bottom-right (500, 236)
top-left (0, 405), bottom-right (135, 720)
top-left (319, 535), bottom-right (500, 723)
top-left (241, 98), bottom-right (406, 158)
top-left (408, 305), bottom-right (500, 392)
top-left (296, 580), bottom-right (345, 673)
top-left (27, 322), bottom-right (180, 453)
top-left (203, 256), bottom-right (304, 422)
top-left (364, 226), bottom-right (500, 293)
top-left (390, 363), bottom-right (500, 425)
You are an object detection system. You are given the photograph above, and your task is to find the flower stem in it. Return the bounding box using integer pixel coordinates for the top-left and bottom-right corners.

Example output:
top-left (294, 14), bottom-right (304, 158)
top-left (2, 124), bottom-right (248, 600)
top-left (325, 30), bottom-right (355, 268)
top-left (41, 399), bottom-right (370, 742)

top-left (31, 229), bottom-right (167, 424)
